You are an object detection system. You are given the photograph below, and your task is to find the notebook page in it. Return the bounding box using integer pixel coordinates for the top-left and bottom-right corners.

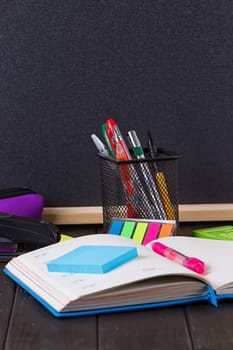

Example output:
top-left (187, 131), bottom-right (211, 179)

top-left (6, 234), bottom-right (201, 304)
top-left (153, 236), bottom-right (233, 293)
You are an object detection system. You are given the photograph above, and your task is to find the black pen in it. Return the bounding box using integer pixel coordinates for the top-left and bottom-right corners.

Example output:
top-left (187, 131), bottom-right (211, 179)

top-left (147, 131), bottom-right (158, 158)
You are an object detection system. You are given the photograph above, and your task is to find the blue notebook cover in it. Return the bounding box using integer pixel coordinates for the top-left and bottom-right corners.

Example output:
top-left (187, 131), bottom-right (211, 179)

top-left (5, 235), bottom-right (232, 318)
top-left (4, 268), bottom-right (214, 318)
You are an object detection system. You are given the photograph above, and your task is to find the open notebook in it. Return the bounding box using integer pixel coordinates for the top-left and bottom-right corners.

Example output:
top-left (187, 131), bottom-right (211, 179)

top-left (4, 234), bottom-right (233, 317)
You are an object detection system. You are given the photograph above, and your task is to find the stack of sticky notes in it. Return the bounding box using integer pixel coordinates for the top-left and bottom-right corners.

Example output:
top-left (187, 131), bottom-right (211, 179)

top-left (108, 218), bottom-right (176, 245)
top-left (47, 245), bottom-right (138, 274)
top-left (193, 226), bottom-right (233, 240)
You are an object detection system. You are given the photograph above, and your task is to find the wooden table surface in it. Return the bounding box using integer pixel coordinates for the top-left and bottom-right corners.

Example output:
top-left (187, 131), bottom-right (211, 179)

top-left (1, 222), bottom-right (233, 350)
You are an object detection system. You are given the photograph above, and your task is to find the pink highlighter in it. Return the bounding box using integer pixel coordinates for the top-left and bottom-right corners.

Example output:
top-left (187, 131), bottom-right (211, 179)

top-left (152, 242), bottom-right (206, 275)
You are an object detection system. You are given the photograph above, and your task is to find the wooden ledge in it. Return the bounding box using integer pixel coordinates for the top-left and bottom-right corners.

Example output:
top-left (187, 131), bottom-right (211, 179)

top-left (179, 203), bottom-right (233, 222)
top-left (42, 206), bottom-right (103, 225)
top-left (42, 204), bottom-right (233, 225)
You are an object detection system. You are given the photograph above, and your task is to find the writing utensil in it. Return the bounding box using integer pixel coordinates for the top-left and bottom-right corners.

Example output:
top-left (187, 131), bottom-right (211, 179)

top-left (106, 119), bottom-right (132, 196)
top-left (147, 131), bottom-right (175, 220)
top-left (115, 134), bottom-right (134, 197)
top-left (102, 123), bottom-right (116, 158)
top-left (113, 122), bottom-right (154, 217)
top-left (147, 130), bottom-right (158, 158)
top-left (105, 119), bottom-right (155, 218)
top-left (152, 242), bottom-right (206, 275)
top-left (127, 130), bottom-right (167, 220)
top-left (92, 130), bottom-right (133, 217)
top-left (91, 134), bottom-right (110, 156)
top-left (104, 119), bottom-right (136, 217)
top-left (106, 118), bottom-right (131, 160)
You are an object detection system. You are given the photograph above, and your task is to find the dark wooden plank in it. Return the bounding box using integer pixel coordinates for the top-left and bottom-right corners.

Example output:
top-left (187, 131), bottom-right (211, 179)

top-left (99, 307), bottom-right (192, 350)
top-left (0, 265), bottom-right (16, 350)
top-left (186, 301), bottom-right (233, 350)
top-left (4, 286), bottom-right (97, 350)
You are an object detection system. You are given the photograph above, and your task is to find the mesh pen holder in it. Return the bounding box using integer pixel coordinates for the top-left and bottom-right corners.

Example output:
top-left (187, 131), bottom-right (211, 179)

top-left (98, 149), bottom-right (181, 233)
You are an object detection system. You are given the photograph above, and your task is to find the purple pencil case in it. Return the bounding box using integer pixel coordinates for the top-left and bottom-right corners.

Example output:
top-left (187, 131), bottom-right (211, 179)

top-left (0, 187), bottom-right (44, 219)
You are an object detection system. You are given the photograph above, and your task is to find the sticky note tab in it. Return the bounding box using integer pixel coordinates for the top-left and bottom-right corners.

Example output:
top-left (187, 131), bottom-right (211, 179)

top-left (108, 221), bottom-right (124, 235)
top-left (132, 223), bottom-right (148, 243)
top-left (59, 234), bottom-right (73, 242)
top-left (143, 223), bottom-right (161, 245)
top-left (159, 224), bottom-right (173, 238)
top-left (47, 245), bottom-right (138, 274)
top-left (121, 221), bottom-right (136, 238)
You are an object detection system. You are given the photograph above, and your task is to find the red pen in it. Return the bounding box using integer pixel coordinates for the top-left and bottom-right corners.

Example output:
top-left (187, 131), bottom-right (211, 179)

top-left (106, 119), bottom-right (131, 160)
top-left (105, 119), bottom-right (137, 217)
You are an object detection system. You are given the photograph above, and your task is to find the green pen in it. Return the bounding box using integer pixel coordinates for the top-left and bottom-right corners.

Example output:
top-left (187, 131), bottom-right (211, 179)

top-left (127, 130), bottom-right (145, 159)
top-left (101, 123), bottom-right (116, 158)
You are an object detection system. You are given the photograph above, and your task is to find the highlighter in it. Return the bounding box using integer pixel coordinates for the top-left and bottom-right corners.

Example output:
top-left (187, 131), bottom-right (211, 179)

top-left (152, 242), bottom-right (206, 275)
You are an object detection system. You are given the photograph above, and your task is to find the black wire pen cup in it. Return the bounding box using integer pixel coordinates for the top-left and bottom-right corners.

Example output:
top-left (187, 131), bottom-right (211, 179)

top-left (97, 149), bottom-right (181, 233)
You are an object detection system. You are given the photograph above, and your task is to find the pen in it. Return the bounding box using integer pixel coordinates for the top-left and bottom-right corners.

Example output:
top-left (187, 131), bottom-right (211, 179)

top-left (106, 118), bottom-right (131, 160)
top-left (152, 242), bottom-right (206, 275)
top-left (106, 120), bottom-right (132, 194)
top-left (147, 130), bottom-right (158, 158)
top-left (127, 130), bottom-right (167, 220)
top-left (92, 131), bottom-right (133, 217)
top-left (101, 123), bottom-right (116, 158)
top-left (147, 131), bottom-right (176, 220)
top-left (104, 120), bottom-right (156, 218)
top-left (91, 134), bottom-right (109, 156)
top-left (104, 119), bottom-right (138, 217)
top-left (127, 130), bottom-right (144, 159)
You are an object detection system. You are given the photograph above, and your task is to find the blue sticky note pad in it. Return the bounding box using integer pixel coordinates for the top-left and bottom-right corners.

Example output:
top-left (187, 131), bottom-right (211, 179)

top-left (47, 245), bottom-right (138, 274)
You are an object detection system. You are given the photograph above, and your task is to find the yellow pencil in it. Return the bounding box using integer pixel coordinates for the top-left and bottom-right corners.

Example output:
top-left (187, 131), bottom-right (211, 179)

top-left (155, 172), bottom-right (176, 220)
top-left (147, 131), bottom-right (175, 220)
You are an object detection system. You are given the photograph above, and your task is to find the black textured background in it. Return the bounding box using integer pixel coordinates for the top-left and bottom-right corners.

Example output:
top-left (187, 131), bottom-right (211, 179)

top-left (0, 1), bottom-right (232, 206)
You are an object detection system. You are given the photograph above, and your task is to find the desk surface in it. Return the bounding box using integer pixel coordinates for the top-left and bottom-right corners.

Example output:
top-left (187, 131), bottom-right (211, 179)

top-left (1, 222), bottom-right (233, 350)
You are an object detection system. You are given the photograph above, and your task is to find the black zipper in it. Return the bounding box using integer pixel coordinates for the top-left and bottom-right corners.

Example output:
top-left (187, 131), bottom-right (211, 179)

top-left (0, 187), bottom-right (36, 199)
